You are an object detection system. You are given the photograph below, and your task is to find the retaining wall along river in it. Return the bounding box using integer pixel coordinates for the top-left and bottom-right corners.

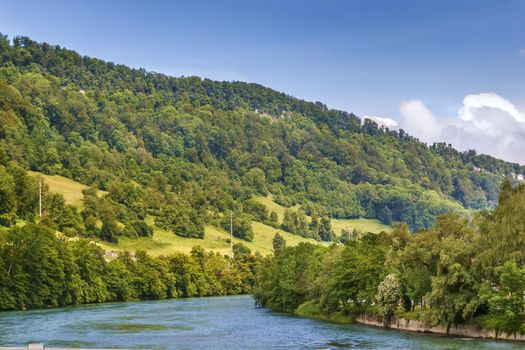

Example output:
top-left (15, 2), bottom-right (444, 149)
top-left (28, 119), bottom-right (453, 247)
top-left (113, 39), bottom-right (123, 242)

top-left (356, 314), bottom-right (525, 342)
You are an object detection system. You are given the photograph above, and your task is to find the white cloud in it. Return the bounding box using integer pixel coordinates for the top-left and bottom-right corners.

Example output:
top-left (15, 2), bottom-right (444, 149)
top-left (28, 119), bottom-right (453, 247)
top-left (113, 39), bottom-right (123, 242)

top-left (399, 100), bottom-right (443, 142)
top-left (396, 93), bottom-right (525, 164)
top-left (519, 48), bottom-right (525, 57)
top-left (363, 115), bottom-right (398, 128)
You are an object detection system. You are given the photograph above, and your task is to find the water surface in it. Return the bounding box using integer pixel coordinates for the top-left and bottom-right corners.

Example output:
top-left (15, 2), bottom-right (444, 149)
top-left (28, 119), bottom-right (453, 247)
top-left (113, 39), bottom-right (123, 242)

top-left (0, 295), bottom-right (521, 349)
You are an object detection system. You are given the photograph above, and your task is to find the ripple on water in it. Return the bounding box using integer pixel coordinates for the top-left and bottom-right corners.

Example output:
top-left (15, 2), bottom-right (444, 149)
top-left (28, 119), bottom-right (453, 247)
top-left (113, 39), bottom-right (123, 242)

top-left (1, 296), bottom-right (524, 350)
top-left (88, 322), bottom-right (193, 333)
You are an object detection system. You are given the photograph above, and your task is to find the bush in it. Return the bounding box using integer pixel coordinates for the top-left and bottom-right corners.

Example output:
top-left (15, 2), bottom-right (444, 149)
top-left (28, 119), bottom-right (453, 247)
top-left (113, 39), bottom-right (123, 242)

top-left (220, 212), bottom-right (254, 242)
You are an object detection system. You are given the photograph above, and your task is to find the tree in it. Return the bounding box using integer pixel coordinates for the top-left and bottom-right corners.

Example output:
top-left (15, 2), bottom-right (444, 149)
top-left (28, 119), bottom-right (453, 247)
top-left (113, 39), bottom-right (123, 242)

top-left (272, 233), bottom-right (286, 253)
top-left (268, 211), bottom-right (279, 228)
top-left (233, 242), bottom-right (251, 257)
top-left (339, 230), bottom-right (351, 244)
top-left (281, 209), bottom-right (296, 233)
top-left (309, 212), bottom-right (320, 236)
top-left (243, 168), bottom-right (268, 195)
top-left (428, 214), bottom-right (480, 331)
top-left (243, 199), bottom-right (269, 222)
top-left (0, 166), bottom-right (17, 226)
top-left (127, 220), bottom-right (153, 237)
top-left (480, 262), bottom-right (525, 334)
top-left (98, 201), bottom-right (121, 243)
top-left (318, 216), bottom-right (335, 241)
top-left (220, 213), bottom-right (254, 242)
top-left (156, 204), bottom-right (205, 239)
top-left (330, 234), bottom-right (387, 311)
top-left (378, 206), bottom-right (393, 225)
top-left (280, 209), bottom-right (311, 238)
top-left (377, 274), bottom-right (401, 319)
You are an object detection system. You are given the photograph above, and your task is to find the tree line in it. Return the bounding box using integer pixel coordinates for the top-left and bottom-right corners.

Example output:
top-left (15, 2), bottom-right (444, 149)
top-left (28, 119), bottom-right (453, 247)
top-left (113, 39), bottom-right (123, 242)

top-left (254, 181), bottom-right (525, 335)
top-left (0, 223), bottom-right (260, 311)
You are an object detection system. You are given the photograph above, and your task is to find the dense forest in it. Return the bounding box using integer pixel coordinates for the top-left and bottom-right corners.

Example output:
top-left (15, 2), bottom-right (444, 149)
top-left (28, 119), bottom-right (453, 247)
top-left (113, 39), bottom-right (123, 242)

top-left (0, 223), bottom-right (260, 310)
top-left (1, 34), bottom-right (524, 244)
top-left (254, 181), bottom-right (525, 335)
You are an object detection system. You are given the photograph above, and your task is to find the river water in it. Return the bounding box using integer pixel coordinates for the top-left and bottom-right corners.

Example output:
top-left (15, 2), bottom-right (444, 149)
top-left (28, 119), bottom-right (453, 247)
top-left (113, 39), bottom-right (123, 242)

top-left (0, 295), bottom-right (522, 349)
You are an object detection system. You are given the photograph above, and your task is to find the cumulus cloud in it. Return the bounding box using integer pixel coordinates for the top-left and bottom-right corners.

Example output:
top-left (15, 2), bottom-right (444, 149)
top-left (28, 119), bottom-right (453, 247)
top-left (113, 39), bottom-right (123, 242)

top-left (396, 93), bottom-right (525, 164)
top-left (363, 115), bottom-right (398, 128)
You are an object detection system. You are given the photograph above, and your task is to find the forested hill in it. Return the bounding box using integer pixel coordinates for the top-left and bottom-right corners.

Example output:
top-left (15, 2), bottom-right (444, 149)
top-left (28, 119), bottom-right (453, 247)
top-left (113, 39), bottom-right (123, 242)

top-left (0, 34), bottom-right (524, 241)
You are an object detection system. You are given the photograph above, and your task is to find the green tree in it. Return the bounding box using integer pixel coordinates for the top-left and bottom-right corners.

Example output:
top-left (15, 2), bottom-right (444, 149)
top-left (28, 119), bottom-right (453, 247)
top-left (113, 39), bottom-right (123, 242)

top-left (272, 233), bottom-right (286, 254)
top-left (268, 211), bottom-right (279, 228)
top-left (377, 274), bottom-right (401, 319)
top-left (243, 168), bottom-right (268, 195)
top-left (480, 262), bottom-right (525, 334)
top-left (0, 166), bottom-right (17, 226)
top-left (318, 216), bottom-right (335, 242)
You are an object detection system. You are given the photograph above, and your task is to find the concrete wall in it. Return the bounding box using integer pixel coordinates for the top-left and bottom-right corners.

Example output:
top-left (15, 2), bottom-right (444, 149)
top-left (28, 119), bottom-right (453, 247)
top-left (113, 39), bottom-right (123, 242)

top-left (355, 314), bottom-right (525, 341)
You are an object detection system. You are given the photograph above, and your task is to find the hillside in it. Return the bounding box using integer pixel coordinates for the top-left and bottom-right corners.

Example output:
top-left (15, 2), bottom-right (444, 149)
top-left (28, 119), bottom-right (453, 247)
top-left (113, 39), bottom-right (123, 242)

top-left (29, 171), bottom-right (323, 255)
top-left (1, 34), bottom-right (524, 248)
top-left (26, 172), bottom-right (386, 255)
top-left (253, 195), bottom-right (391, 235)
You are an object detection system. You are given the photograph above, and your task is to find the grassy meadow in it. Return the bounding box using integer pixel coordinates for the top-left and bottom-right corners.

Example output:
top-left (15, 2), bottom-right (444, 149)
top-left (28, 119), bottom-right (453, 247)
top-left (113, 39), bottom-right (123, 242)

top-left (32, 173), bottom-right (389, 256)
top-left (254, 195), bottom-right (391, 235)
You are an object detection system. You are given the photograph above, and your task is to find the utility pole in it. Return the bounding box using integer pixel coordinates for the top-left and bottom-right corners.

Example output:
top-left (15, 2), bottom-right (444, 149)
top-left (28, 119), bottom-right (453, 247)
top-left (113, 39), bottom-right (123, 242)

top-left (230, 210), bottom-right (234, 259)
top-left (39, 179), bottom-right (42, 221)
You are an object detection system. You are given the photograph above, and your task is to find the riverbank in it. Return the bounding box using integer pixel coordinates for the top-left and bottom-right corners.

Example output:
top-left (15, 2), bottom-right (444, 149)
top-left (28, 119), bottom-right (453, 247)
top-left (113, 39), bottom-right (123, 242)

top-left (356, 313), bottom-right (525, 342)
top-left (295, 301), bottom-right (355, 323)
top-left (295, 301), bottom-right (525, 342)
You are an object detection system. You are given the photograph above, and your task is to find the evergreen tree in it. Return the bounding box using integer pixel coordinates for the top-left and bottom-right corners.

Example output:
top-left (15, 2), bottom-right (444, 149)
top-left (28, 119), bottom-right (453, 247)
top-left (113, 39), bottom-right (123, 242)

top-left (272, 233), bottom-right (286, 253)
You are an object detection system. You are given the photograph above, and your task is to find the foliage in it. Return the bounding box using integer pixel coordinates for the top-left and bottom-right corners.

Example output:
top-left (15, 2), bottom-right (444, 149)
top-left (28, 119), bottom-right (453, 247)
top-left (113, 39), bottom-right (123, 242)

top-left (272, 233), bottom-right (286, 253)
top-left (0, 225), bottom-right (260, 310)
top-left (220, 212), bottom-right (254, 242)
top-left (0, 34), bottom-right (520, 243)
top-left (377, 274), bottom-right (401, 318)
top-left (254, 182), bottom-right (525, 335)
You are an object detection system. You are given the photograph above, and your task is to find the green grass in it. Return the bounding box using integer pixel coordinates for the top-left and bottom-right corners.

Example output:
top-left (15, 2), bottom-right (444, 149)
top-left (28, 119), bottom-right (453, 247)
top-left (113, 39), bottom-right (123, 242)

top-left (29, 171), bottom-right (106, 208)
top-left (254, 195), bottom-right (391, 235)
top-left (98, 216), bottom-right (324, 256)
top-left (394, 309), bottom-right (430, 321)
top-left (295, 301), bottom-right (355, 323)
top-left (29, 173), bottom-right (377, 255)
top-left (331, 217), bottom-right (391, 235)
top-left (254, 195), bottom-right (300, 222)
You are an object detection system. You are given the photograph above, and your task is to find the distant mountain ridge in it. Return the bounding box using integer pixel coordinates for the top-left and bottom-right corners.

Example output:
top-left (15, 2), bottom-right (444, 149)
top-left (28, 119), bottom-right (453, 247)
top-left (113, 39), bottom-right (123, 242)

top-left (0, 34), bottom-right (523, 240)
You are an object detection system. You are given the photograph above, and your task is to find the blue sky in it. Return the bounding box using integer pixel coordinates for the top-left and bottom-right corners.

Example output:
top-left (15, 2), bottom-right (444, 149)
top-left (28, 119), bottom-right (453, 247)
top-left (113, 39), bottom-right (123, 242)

top-left (2, 0), bottom-right (525, 162)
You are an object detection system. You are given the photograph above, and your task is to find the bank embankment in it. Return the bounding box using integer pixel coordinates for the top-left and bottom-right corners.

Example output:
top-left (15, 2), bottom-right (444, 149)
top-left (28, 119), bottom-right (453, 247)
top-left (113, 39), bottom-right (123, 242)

top-left (356, 314), bottom-right (525, 341)
top-left (295, 301), bottom-right (525, 342)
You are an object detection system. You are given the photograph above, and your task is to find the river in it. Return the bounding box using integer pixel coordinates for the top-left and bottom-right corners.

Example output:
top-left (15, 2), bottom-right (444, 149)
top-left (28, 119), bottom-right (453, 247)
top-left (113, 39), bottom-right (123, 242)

top-left (0, 295), bottom-right (521, 349)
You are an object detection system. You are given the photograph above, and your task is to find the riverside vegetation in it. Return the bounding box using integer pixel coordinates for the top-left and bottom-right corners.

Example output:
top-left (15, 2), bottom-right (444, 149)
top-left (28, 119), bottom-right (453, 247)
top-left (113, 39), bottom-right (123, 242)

top-left (0, 223), bottom-right (260, 310)
top-left (254, 181), bottom-right (525, 337)
top-left (1, 34), bottom-right (525, 317)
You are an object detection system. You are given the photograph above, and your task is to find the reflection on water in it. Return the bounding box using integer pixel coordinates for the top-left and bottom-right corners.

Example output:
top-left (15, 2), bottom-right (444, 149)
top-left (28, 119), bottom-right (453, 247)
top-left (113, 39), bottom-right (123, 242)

top-left (0, 295), bottom-right (522, 350)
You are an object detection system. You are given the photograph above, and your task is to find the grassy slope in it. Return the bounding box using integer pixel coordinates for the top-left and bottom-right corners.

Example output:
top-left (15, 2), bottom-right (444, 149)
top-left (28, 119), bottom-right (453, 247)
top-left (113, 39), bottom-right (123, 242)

top-left (29, 171), bottom-right (107, 208)
top-left (99, 218), bottom-right (324, 257)
top-left (32, 172), bottom-right (389, 255)
top-left (32, 172), bottom-right (324, 255)
top-left (254, 195), bottom-right (391, 235)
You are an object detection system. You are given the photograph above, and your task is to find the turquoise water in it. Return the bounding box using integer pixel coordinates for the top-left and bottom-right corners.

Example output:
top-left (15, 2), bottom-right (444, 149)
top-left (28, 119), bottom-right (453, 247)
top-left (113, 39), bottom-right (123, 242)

top-left (0, 295), bottom-right (522, 349)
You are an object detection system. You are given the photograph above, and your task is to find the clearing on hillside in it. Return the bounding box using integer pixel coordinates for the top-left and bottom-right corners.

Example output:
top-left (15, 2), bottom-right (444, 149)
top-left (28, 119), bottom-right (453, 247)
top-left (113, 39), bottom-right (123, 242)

top-left (98, 217), bottom-right (325, 256)
top-left (29, 173), bottom-right (359, 255)
top-left (29, 171), bottom-right (106, 207)
top-left (254, 195), bottom-right (391, 235)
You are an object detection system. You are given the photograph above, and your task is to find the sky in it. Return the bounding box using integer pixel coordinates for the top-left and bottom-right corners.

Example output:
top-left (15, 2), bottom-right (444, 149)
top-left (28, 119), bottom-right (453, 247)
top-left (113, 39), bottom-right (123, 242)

top-left (1, 0), bottom-right (525, 163)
